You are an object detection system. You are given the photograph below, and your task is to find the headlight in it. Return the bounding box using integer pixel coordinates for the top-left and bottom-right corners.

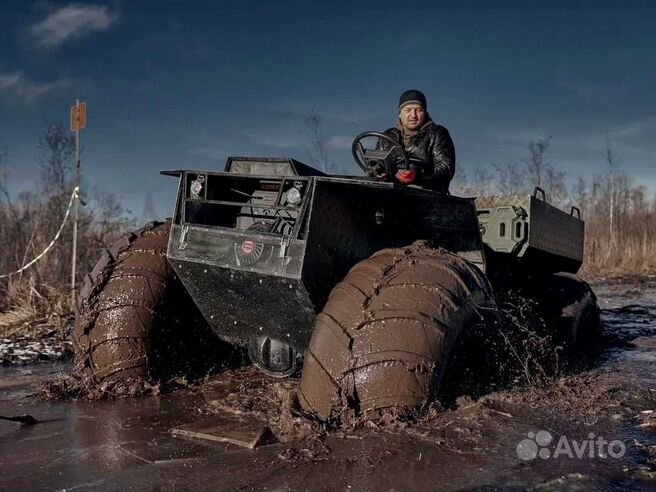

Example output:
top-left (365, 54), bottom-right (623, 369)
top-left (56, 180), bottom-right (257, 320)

top-left (286, 187), bottom-right (302, 205)
top-left (190, 175), bottom-right (205, 199)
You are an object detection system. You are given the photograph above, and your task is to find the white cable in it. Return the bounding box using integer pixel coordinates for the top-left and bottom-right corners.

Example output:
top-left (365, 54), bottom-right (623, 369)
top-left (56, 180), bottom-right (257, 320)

top-left (0, 187), bottom-right (79, 279)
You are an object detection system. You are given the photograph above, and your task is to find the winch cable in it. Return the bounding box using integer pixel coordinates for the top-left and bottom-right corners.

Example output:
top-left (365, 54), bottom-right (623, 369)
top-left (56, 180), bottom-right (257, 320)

top-left (0, 186), bottom-right (79, 279)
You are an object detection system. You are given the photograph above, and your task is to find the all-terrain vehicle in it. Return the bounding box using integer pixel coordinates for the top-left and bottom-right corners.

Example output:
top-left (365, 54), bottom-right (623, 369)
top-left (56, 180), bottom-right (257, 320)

top-left (73, 132), bottom-right (599, 421)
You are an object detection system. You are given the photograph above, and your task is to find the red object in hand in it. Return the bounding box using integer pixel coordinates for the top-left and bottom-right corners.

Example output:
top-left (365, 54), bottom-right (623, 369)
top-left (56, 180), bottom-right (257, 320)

top-left (395, 168), bottom-right (416, 184)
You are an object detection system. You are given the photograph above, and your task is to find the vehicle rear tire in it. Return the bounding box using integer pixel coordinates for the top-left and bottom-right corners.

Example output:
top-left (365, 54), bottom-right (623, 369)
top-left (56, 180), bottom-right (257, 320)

top-left (298, 242), bottom-right (500, 423)
top-left (546, 272), bottom-right (601, 365)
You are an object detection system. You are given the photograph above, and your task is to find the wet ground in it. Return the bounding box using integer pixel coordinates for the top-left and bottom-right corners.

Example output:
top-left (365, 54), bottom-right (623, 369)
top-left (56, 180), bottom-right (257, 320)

top-left (0, 330), bottom-right (71, 365)
top-left (1, 277), bottom-right (655, 492)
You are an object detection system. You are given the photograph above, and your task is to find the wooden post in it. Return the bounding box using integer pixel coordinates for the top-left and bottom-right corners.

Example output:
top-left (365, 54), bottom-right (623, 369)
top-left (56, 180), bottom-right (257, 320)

top-left (70, 100), bottom-right (86, 304)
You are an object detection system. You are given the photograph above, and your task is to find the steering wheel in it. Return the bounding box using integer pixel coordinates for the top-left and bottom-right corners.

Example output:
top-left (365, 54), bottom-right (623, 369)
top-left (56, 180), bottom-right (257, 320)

top-left (351, 131), bottom-right (410, 178)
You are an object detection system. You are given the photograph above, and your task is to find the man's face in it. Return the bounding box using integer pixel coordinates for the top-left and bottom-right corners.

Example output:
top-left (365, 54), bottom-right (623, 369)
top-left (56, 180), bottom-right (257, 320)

top-left (399, 104), bottom-right (426, 131)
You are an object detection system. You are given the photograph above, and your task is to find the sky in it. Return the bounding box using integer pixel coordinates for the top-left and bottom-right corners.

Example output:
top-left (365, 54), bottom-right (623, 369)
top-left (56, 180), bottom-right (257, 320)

top-left (1, 0), bottom-right (655, 220)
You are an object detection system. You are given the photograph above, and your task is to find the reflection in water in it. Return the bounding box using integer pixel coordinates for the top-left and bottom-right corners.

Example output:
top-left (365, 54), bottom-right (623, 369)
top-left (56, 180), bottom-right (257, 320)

top-left (0, 279), bottom-right (654, 492)
top-left (0, 384), bottom-right (208, 491)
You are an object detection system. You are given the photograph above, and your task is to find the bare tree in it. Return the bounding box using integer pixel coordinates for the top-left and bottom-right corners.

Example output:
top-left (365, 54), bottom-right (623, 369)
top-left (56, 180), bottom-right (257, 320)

top-left (544, 167), bottom-right (567, 206)
top-left (39, 123), bottom-right (75, 194)
top-left (305, 109), bottom-right (332, 173)
top-left (571, 177), bottom-right (589, 217)
top-left (0, 146), bottom-right (9, 205)
top-left (524, 138), bottom-right (551, 188)
top-left (523, 138), bottom-right (567, 205)
top-left (0, 148), bottom-right (25, 261)
top-left (76, 188), bottom-right (134, 279)
top-left (0, 146), bottom-right (11, 208)
top-left (605, 141), bottom-right (616, 252)
top-left (493, 162), bottom-right (525, 195)
top-left (471, 166), bottom-right (496, 196)
top-left (4, 124), bottom-right (130, 284)
top-left (1, 126), bottom-right (135, 316)
top-left (141, 191), bottom-right (157, 223)
top-left (449, 164), bottom-right (469, 195)
top-left (36, 124), bottom-right (78, 282)
top-left (453, 165), bottom-right (496, 196)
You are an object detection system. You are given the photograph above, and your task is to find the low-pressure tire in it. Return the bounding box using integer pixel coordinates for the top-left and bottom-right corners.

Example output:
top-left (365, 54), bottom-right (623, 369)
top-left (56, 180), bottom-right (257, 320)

top-left (546, 272), bottom-right (601, 364)
top-left (298, 242), bottom-right (499, 423)
top-left (73, 221), bottom-right (173, 383)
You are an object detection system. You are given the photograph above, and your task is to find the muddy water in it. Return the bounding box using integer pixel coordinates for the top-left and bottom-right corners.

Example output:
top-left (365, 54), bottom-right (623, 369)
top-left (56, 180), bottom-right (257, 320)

top-left (1, 278), bottom-right (655, 492)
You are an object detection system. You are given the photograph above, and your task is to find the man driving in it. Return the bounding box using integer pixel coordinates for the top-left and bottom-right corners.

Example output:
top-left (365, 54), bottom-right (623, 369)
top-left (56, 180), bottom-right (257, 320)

top-left (377, 89), bottom-right (456, 193)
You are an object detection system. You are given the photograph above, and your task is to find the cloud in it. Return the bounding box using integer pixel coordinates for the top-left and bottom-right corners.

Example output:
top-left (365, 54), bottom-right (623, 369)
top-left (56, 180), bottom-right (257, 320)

top-left (0, 71), bottom-right (70, 102)
top-left (29, 4), bottom-right (119, 49)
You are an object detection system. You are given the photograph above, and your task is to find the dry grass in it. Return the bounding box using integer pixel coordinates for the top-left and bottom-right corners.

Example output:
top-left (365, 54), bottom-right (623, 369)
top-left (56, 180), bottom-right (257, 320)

top-left (581, 233), bottom-right (656, 277)
top-left (0, 276), bottom-right (72, 340)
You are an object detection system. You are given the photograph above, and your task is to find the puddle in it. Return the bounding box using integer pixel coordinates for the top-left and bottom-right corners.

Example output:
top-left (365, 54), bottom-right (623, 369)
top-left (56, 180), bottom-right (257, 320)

top-left (0, 278), bottom-right (655, 491)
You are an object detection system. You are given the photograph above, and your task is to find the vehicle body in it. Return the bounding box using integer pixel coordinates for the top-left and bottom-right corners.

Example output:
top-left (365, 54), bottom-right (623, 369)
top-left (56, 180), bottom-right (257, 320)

top-left (74, 149), bottom-right (598, 422)
top-left (164, 157), bottom-right (485, 356)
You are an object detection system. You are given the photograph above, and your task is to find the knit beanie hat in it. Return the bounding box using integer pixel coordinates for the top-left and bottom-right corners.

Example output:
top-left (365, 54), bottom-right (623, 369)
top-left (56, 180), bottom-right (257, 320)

top-left (399, 89), bottom-right (427, 109)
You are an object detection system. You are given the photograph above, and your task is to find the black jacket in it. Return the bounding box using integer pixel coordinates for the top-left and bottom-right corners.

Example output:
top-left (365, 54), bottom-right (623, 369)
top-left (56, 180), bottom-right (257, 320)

top-left (377, 120), bottom-right (456, 193)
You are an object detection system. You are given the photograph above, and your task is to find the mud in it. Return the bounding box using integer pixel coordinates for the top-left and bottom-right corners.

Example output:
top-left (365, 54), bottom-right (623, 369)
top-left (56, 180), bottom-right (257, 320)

top-left (194, 367), bottom-right (322, 442)
top-left (1, 277), bottom-right (655, 491)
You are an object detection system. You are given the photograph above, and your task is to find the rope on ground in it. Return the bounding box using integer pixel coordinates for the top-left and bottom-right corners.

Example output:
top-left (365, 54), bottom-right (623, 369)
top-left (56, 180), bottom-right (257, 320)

top-left (0, 187), bottom-right (79, 279)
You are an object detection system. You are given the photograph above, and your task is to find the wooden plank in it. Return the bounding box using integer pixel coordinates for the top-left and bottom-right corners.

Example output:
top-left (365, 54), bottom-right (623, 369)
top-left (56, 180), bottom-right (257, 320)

top-left (0, 375), bottom-right (41, 390)
top-left (171, 414), bottom-right (276, 449)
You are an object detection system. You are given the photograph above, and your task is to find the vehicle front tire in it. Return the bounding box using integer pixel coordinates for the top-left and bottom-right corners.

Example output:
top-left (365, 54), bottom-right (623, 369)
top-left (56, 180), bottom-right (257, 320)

top-left (73, 220), bottom-right (231, 385)
top-left (298, 242), bottom-right (500, 423)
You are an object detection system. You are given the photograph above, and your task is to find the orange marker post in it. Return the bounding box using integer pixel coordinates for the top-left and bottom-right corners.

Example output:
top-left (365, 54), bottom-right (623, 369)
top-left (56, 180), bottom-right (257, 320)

top-left (70, 100), bottom-right (86, 303)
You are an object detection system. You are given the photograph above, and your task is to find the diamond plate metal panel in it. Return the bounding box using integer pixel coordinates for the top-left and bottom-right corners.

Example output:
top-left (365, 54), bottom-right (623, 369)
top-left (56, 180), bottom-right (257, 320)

top-left (527, 197), bottom-right (584, 262)
top-left (475, 194), bottom-right (530, 209)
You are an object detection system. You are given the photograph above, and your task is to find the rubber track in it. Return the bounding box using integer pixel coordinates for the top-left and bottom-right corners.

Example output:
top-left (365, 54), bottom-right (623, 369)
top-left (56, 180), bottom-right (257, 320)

top-left (73, 220), bottom-right (172, 383)
top-left (298, 241), bottom-right (498, 422)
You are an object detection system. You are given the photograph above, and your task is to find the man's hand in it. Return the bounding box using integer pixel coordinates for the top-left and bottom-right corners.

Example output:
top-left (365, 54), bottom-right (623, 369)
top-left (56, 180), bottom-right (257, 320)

top-left (395, 168), bottom-right (416, 184)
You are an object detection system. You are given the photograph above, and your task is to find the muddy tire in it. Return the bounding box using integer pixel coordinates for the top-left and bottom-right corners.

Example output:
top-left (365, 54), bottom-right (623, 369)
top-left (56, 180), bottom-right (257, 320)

top-left (74, 220), bottom-right (239, 386)
top-left (298, 242), bottom-right (499, 423)
top-left (73, 222), bottom-right (172, 382)
top-left (73, 221), bottom-right (172, 382)
top-left (546, 273), bottom-right (601, 363)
